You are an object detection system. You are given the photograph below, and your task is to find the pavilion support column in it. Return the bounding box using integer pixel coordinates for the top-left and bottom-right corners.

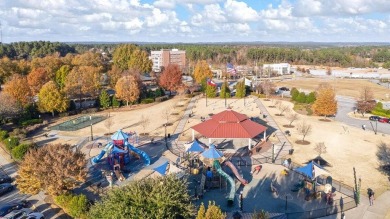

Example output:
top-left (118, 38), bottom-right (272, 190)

top-left (208, 138), bottom-right (211, 144)
top-left (263, 131), bottom-right (266, 141)
top-left (192, 130), bottom-right (195, 141)
top-left (248, 138), bottom-right (252, 150)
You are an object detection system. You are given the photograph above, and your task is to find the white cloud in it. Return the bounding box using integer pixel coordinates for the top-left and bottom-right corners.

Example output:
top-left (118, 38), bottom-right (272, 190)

top-left (224, 0), bottom-right (259, 22)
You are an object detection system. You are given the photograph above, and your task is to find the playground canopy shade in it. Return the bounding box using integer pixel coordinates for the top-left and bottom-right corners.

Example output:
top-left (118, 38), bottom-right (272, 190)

top-left (154, 161), bottom-right (169, 176)
top-left (201, 144), bottom-right (223, 159)
top-left (191, 110), bottom-right (267, 138)
top-left (295, 161), bottom-right (329, 179)
top-left (185, 139), bottom-right (204, 153)
top-left (305, 156), bottom-right (332, 167)
top-left (111, 130), bottom-right (129, 140)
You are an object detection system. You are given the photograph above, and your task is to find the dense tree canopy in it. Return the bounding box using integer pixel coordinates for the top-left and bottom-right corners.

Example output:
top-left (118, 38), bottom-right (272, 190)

top-left (159, 64), bottom-right (183, 93)
top-left (89, 175), bottom-right (195, 219)
top-left (3, 74), bottom-right (32, 107)
top-left (64, 66), bottom-right (101, 98)
top-left (27, 67), bottom-right (50, 95)
top-left (0, 92), bottom-right (22, 120)
top-left (112, 44), bottom-right (152, 73)
top-left (38, 81), bottom-right (69, 116)
top-left (16, 143), bottom-right (87, 196)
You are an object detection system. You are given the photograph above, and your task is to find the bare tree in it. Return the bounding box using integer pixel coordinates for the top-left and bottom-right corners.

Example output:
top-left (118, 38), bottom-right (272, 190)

top-left (356, 87), bottom-right (375, 117)
top-left (297, 121), bottom-right (312, 142)
top-left (277, 104), bottom-right (291, 116)
top-left (286, 113), bottom-right (300, 127)
top-left (0, 92), bottom-right (22, 121)
top-left (139, 114), bottom-right (150, 135)
top-left (162, 106), bottom-right (173, 126)
top-left (274, 100), bottom-right (282, 108)
top-left (104, 117), bottom-right (115, 134)
top-left (315, 142), bottom-right (327, 156)
top-left (377, 142), bottom-right (390, 173)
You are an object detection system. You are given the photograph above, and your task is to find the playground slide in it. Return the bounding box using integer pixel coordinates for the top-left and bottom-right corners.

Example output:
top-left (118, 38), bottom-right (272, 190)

top-left (114, 169), bottom-right (125, 181)
top-left (126, 142), bottom-right (151, 166)
top-left (92, 142), bottom-right (113, 163)
top-left (224, 161), bottom-right (248, 185)
top-left (214, 160), bottom-right (235, 205)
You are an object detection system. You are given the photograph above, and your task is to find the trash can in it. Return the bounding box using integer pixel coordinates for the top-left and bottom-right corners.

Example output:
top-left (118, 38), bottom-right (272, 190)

top-left (263, 115), bottom-right (267, 119)
top-left (167, 133), bottom-right (171, 138)
top-left (289, 149), bottom-right (294, 155)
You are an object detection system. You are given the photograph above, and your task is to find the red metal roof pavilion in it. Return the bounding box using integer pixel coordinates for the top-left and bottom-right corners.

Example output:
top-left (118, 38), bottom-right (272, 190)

top-left (191, 110), bottom-right (267, 149)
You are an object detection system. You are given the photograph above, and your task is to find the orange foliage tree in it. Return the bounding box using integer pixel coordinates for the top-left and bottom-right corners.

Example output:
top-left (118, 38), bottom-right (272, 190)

top-left (193, 60), bottom-right (212, 84)
top-left (27, 67), bottom-right (50, 95)
top-left (159, 64), bottom-right (182, 95)
top-left (64, 66), bottom-right (101, 98)
top-left (31, 54), bottom-right (63, 79)
top-left (3, 74), bottom-right (32, 107)
top-left (311, 83), bottom-right (337, 117)
top-left (115, 74), bottom-right (141, 106)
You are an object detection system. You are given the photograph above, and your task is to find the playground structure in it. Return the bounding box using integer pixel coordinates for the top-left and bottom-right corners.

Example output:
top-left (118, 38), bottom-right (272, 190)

top-left (200, 145), bottom-right (248, 205)
top-left (92, 130), bottom-right (151, 181)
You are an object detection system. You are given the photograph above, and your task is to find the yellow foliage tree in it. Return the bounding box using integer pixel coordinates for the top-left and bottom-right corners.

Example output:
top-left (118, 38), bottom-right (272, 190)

top-left (204, 201), bottom-right (226, 219)
top-left (38, 81), bottom-right (69, 116)
top-left (115, 74), bottom-right (141, 106)
top-left (193, 60), bottom-right (213, 84)
top-left (311, 83), bottom-right (337, 117)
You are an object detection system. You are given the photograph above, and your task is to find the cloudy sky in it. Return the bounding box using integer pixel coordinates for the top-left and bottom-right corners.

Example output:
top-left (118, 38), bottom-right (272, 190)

top-left (1, 0), bottom-right (389, 43)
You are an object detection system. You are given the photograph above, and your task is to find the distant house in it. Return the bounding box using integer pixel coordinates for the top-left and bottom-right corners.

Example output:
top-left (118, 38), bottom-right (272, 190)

top-left (263, 63), bottom-right (291, 75)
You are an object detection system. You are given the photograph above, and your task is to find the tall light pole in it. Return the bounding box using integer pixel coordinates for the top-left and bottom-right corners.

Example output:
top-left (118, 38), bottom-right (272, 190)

top-left (90, 115), bottom-right (93, 141)
top-left (224, 76), bottom-right (227, 108)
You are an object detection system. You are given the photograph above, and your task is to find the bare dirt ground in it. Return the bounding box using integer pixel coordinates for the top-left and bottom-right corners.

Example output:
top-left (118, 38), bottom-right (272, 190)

top-left (263, 99), bottom-right (390, 196)
top-left (276, 78), bottom-right (390, 100)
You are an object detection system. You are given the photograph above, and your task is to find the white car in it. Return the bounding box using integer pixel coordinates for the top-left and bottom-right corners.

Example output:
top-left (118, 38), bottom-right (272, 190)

top-left (3, 208), bottom-right (44, 219)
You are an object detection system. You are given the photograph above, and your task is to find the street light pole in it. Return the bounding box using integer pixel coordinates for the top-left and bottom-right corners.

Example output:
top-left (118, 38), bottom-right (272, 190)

top-left (224, 76), bottom-right (227, 108)
top-left (90, 115), bottom-right (93, 141)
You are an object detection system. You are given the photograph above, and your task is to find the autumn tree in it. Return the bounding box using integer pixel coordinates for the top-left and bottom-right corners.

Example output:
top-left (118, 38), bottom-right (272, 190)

top-left (159, 64), bottom-right (183, 95)
top-left (311, 83), bottom-right (337, 118)
top-left (64, 66), bottom-right (101, 98)
top-left (235, 80), bottom-right (246, 98)
top-left (31, 54), bottom-right (63, 79)
top-left (16, 143), bottom-right (87, 196)
top-left (0, 57), bottom-right (21, 86)
top-left (107, 65), bottom-right (123, 87)
top-left (3, 74), bottom-right (32, 107)
top-left (0, 92), bottom-right (22, 121)
top-left (193, 60), bottom-right (213, 84)
top-left (356, 86), bottom-right (375, 117)
top-left (99, 90), bottom-right (110, 109)
top-left (220, 81), bottom-right (231, 98)
top-left (297, 121), bottom-right (312, 143)
top-left (257, 80), bottom-right (275, 98)
top-left (89, 175), bottom-right (195, 219)
top-left (112, 44), bottom-right (152, 73)
top-left (38, 81), bottom-right (69, 116)
top-left (115, 75), bottom-right (141, 106)
top-left (71, 52), bottom-right (104, 69)
top-left (286, 113), bottom-right (299, 127)
top-left (27, 67), bottom-right (50, 95)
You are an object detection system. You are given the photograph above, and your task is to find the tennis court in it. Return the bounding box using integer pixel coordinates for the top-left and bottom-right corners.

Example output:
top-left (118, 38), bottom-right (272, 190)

top-left (49, 115), bottom-right (107, 131)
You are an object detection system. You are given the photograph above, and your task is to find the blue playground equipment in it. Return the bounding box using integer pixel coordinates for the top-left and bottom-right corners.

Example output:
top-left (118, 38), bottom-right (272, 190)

top-left (92, 130), bottom-right (151, 168)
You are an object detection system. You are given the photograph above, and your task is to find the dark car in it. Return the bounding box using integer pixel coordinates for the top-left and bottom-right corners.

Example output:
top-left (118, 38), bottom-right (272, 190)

top-left (0, 183), bottom-right (14, 196)
top-left (379, 118), bottom-right (389, 123)
top-left (279, 87), bottom-right (290, 91)
top-left (0, 201), bottom-right (29, 216)
top-left (0, 175), bottom-right (12, 184)
top-left (369, 116), bottom-right (381, 121)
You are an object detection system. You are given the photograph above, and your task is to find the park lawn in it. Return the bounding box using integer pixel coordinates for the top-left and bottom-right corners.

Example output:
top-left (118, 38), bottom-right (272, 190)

top-left (276, 78), bottom-right (390, 100)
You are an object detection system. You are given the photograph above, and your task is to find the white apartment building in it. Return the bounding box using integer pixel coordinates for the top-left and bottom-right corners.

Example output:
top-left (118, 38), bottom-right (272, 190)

top-left (263, 63), bottom-right (291, 75)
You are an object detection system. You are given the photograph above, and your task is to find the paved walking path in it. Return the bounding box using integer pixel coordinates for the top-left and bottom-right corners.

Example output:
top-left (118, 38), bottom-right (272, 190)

top-left (252, 97), bottom-right (292, 160)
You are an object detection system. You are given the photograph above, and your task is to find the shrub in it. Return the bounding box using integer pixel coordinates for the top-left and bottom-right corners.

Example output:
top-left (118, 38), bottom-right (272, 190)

top-left (112, 96), bottom-right (120, 107)
top-left (0, 130), bottom-right (9, 141)
top-left (375, 102), bottom-right (383, 110)
top-left (290, 88), bottom-right (299, 101)
top-left (21, 119), bottom-right (43, 127)
top-left (86, 108), bottom-right (99, 113)
top-left (10, 128), bottom-right (27, 139)
top-left (141, 98), bottom-right (154, 104)
top-left (59, 112), bottom-right (70, 117)
top-left (4, 136), bottom-right (20, 151)
top-left (55, 193), bottom-right (89, 219)
top-left (296, 92), bottom-right (307, 103)
top-left (11, 144), bottom-right (32, 160)
top-left (306, 92), bottom-right (316, 104)
top-left (155, 95), bottom-right (169, 102)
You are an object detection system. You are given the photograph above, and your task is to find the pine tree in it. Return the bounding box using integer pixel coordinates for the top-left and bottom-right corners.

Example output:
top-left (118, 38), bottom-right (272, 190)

top-left (220, 81), bottom-right (231, 98)
top-left (112, 96), bottom-right (120, 108)
top-left (99, 90), bottom-right (110, 109)
top-left (206, 84), bottom-right (217, 98)
top-left (196, 203), bottom-right (206, 219)
top-left (235, 81), bottom-right (246, 98)
top-left (296, 92), bottom-right (307, 103)
top-left (204, 201), bottom-right (226, 219)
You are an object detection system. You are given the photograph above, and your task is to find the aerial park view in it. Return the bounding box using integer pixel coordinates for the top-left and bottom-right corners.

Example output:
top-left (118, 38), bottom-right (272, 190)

top-left (1, 0), bottom-right (390, 219)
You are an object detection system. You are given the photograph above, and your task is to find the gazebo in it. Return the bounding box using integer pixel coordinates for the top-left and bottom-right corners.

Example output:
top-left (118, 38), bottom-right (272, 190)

top-left (191, 110), bottom-right (267, 149)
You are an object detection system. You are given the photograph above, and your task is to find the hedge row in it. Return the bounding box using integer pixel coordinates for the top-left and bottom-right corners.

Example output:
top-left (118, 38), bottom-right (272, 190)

top-left (0, 129), bottom-right (34, 160)
top-left (54, 193), bottom-right (89, 219)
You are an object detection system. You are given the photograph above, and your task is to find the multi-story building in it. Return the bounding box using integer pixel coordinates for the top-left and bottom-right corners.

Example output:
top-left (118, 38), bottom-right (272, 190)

top-left (150, 49), bottom-right (186, 72)
top-left (263, 63), bottom-right (291, 75)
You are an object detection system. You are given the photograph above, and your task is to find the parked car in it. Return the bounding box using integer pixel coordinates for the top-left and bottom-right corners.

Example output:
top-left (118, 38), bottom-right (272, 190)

top-left (279, 87), bottom-right (290, 91)
top-left (379, 118), bottom-right (389, 123)
top-left (0, 175), bottom-right (12, 184)
top-left (369, 116), bottom-right (381, 121)
top-left (3, 208), bottom-right (44, 219)
top-left (0, 183), bottom-right (14, 196)
top-left (0, 201), bottom-right (29, 216)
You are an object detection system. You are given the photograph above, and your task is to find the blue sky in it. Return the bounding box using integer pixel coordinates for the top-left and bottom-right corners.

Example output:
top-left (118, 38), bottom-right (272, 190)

top-left (0, 0), bottom-right (389, 43)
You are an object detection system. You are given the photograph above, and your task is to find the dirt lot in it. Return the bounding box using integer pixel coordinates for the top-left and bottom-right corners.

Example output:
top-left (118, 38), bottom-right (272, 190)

top-left (263, 99), bottom-right (390, 196)
top-left (276, 78), bottom-right (390, 100)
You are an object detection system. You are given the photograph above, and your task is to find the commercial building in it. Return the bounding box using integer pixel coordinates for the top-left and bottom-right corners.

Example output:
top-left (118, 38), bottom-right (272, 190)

top-left (263, 63), bottom-right (291, 75)
top-left (150, 49), bottom-right (186, 72)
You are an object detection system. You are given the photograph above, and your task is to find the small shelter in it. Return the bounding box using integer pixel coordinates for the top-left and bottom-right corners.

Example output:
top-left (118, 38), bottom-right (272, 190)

top-left (305, 156), bottom-right (332, 167)
top-left (191, 110), bottom-right (267, 149)
top-left (184, 139), bottom-right (205, 153)
top-left (295, 161), bottom-right (329, 180)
